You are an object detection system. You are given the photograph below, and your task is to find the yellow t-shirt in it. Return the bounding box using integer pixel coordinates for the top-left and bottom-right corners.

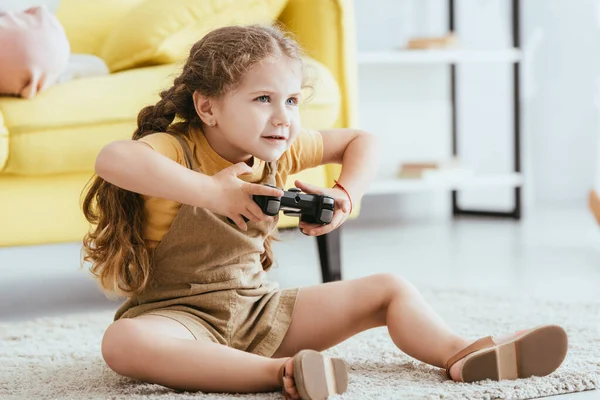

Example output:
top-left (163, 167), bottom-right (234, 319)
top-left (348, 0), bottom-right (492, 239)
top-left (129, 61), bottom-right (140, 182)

top-left (139, 128), bottom-right (324, 246)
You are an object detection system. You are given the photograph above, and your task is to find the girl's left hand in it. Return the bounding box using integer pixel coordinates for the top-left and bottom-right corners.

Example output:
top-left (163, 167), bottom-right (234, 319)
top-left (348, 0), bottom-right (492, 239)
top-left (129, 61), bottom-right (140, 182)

top-left (294, 180), bottom-right (351, 236)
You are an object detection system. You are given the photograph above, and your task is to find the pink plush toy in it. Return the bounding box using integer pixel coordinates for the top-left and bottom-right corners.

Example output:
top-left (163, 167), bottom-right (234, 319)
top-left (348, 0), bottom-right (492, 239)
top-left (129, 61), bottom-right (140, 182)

top-left (0, 5), bottom-right (70, 99)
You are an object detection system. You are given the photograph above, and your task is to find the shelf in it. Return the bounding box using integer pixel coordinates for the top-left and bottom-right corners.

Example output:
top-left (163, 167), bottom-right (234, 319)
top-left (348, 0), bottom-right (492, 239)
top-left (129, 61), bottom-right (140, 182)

top-left (357, 49), bottom-right (521, 65)
top-left (367, 172), bottom-right (523, 195)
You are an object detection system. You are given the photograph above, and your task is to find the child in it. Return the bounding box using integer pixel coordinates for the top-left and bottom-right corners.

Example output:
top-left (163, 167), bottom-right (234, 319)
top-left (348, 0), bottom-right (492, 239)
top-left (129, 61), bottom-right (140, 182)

top-left (82, 25), bottom-right (568, 400)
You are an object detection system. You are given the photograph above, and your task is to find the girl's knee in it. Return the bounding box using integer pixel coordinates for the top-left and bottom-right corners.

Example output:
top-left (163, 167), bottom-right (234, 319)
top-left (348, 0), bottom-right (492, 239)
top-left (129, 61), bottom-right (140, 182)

top-left (371, 273), bottom-right (419, 302)
top-left (101, 318), bottom-right (147, 375)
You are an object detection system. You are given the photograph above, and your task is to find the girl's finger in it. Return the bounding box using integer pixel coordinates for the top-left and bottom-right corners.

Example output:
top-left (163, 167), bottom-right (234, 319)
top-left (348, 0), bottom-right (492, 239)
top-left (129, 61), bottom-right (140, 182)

top-left (307, 224), bottom-right (333, 236)
top-left (339, 199), bottom-right (351, 214)
top-left (308, 210), bottom-right (346, 236)
top-left (246, 202), bottom-right (266, 221)
top-left (329, 208), bottom-right (347, 228)
top-left (228, 162), bottom-right (253, 177)
top-left (230, 215), bottom-right (248, 231)
top-left (305, 221), bottom-right (330, 236)
top-left (244, 182), bottom-right (283, 198)
top-left (299, 221), bottom-right (319, 231)
top-left (294, 180), bottom-right (324, 195)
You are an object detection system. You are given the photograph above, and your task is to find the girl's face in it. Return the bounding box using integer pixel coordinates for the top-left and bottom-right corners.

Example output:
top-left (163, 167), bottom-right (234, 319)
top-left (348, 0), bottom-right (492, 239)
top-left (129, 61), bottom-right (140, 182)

top-left (209, 56), bottom-right (303, 163)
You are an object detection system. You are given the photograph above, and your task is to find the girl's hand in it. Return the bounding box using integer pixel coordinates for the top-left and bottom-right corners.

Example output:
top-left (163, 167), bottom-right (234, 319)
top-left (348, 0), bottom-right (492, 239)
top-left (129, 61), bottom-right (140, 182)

top-left (207, 162), bottom-right (284, 230)
top-left (294, 180), bottom-right (351, 236)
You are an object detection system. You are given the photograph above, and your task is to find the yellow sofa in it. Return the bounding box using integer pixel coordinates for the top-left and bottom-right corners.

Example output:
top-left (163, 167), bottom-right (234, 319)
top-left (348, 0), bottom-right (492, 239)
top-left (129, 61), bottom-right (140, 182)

top-left (0, 0), bottom-right (358, 261)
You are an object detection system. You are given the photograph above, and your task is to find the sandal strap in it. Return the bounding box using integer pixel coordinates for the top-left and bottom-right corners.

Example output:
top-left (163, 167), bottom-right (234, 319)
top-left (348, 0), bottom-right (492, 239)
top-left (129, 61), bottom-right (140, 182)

top-left (279, 363), bottom-right (287, 387)
top-left (444, 336), bottom-right (496, 372)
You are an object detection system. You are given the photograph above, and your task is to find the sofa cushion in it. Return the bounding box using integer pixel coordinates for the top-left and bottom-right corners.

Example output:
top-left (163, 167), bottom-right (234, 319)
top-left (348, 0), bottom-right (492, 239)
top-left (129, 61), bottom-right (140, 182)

top-left (100, 0), bottom-right (289, 72)
top-left (56, 0), bottom-right (146, 56)
top-left (0, 58), bottom-right (339, 176)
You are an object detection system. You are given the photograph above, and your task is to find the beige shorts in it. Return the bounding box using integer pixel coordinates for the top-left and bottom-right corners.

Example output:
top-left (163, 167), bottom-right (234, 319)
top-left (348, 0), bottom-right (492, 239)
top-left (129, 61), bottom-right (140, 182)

top-left (124, 287), bottom-right (299, 358)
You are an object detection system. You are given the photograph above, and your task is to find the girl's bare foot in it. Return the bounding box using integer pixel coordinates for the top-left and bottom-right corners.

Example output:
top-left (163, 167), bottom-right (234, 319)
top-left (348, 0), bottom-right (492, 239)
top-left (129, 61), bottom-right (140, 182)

top-left (281, 357), bottom-right (300, 400)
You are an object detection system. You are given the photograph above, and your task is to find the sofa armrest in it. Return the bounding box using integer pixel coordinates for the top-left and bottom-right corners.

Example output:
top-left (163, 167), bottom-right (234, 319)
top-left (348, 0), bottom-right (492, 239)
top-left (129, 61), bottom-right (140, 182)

top-left (279, 0), bottom-right (358, 129)
top-left (0, 111), bottom-right (8, 173)
top-left (278, 0), bottom-right (359, 189)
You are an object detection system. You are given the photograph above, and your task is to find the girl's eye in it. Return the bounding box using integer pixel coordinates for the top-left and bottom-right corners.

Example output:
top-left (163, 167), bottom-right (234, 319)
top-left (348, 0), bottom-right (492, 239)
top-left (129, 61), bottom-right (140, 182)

top-left (256, 95), bottom-right (270, 103)
top-left (286, 97), bottom-right (299, 106)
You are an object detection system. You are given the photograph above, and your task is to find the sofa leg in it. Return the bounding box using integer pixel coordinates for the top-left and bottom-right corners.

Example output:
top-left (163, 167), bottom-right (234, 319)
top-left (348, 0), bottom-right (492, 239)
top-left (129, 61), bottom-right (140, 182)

top-left (316, 228), bottom-right (342, 282)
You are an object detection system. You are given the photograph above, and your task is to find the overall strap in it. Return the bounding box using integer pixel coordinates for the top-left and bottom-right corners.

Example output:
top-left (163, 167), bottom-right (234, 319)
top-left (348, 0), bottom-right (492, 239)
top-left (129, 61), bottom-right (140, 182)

top-left (172, 134), bottom-right (198, 171)
top-left (265, 160), bottom-right (278, 185)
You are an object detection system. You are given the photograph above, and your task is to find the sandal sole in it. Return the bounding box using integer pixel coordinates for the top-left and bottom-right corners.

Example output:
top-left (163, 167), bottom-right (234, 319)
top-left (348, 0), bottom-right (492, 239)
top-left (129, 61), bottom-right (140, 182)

top-left (461, 324), bottom-right (568, 382)
top-left (293, 350), bottom-right (348, 400)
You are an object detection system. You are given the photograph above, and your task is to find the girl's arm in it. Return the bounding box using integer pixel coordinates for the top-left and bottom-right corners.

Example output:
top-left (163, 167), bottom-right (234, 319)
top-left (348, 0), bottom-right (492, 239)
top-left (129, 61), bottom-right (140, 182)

top-left (294, 129), bottom-right (379, 236)
top-left (319, 128), bottom-right (379, 202)
top-left (95, 140), bottom-right (216, 207)
top-left (95, 140), bottom-right (283, 230)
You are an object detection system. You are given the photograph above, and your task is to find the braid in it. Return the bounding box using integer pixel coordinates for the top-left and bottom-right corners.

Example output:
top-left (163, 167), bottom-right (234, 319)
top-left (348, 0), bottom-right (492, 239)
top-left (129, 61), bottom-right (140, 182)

top-left (133, 86), bottom-right (177, 139)
top-left (133, 68), bottom-right (202, 140)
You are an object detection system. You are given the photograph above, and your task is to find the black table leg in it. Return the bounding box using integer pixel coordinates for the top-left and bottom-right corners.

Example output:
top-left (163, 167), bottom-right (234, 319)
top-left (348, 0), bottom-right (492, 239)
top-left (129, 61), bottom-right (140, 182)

top-left (316, 228), bottom-right (342, 282)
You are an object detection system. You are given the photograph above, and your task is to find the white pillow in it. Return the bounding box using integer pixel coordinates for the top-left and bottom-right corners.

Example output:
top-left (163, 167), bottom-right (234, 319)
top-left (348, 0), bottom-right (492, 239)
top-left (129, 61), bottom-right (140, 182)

top-left (57, 54), bottom-right (109, 83)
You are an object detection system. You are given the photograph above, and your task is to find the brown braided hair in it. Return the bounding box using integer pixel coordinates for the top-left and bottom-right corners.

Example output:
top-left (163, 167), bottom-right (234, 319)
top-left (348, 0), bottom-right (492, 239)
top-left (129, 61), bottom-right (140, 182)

top-left (82, 25), bottom-right (306, 298)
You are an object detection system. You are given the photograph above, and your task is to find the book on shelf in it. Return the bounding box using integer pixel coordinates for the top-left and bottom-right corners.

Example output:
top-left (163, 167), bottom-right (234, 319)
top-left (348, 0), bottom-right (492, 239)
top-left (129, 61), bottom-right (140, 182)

top-left (406, 33), bottom-right (458, 50)
top-left (397, 158), bottom-right (473, 181)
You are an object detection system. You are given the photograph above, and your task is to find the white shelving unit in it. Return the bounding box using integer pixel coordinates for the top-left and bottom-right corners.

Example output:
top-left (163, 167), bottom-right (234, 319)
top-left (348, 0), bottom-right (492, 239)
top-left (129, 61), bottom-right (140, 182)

top-left (369, 173), bottom-right (523, 195)
top-left (358, 47), bottom-right (524, 198)
top-left (356, 1), bottom-right (523, 219)
top-left (357, 48), bottom-right (521, 65)
top-left (359, 48), bottom-right (524, 197)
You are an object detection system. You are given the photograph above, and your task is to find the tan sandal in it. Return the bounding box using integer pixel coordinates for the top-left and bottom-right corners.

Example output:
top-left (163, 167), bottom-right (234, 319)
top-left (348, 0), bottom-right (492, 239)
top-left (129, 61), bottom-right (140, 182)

top-left (444, 325), bottom-right (568, 383)
top-left (279, 349), bottom-right (348, 400)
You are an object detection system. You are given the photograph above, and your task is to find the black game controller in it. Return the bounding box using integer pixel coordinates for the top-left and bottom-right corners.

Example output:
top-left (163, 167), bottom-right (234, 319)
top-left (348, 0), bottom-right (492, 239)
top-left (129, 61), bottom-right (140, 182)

top-left (228, 184), bottom-right (335, 225)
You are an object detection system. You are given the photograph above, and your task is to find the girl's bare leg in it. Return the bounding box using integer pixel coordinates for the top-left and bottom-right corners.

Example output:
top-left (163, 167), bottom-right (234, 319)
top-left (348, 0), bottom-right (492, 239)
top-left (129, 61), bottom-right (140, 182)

top-left (274, 273), bottom-right (469, 365)
top-left (101, 315), bottom-right (288, 393)
top-left (272, 273), bottom-right (471, 398)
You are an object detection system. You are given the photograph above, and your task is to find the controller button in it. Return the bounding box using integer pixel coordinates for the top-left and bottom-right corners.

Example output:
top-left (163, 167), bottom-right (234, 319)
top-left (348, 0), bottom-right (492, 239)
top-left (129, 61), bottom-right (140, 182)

top-left (323, 197), bottom-right (334, 205)
top-left (289, 188), bottom-right (301, 193)
top-left (266, 200), bottom-right (280, 215)
top-left (320, 209), bottom-right (334, 223)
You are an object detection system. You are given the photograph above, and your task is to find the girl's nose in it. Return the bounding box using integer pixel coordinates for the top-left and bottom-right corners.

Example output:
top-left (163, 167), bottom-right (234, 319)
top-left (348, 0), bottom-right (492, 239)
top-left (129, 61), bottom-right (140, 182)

top-left (272, 117), bottom-right (291, 127)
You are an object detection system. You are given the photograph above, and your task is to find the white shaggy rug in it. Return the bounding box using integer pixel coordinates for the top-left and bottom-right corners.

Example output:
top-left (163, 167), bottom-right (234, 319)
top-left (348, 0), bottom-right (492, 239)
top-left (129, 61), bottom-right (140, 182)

top-left (1, 286), bottom-right (599, 400)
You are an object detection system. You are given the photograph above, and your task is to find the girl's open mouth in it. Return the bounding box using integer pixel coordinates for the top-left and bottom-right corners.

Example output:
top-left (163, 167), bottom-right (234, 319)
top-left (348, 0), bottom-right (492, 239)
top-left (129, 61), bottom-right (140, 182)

top-left (263, 136), bottom-right (287, 141)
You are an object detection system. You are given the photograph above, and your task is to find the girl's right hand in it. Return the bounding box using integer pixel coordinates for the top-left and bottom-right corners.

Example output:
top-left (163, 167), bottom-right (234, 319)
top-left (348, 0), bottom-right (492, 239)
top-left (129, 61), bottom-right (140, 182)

top-left (206, 162), bottom-right (284, 231)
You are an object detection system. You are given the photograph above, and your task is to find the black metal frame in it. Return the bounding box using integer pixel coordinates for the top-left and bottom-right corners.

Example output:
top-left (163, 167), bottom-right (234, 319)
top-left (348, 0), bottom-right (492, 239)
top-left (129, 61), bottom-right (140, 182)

top-left (278, 228), bottom-right (341, 283)
top-left (316, 230), bottom-right (342, 282)
top-left (314, 1), bottom-right (524, 283)
top-left (449, 0), bottom-right (522, 219)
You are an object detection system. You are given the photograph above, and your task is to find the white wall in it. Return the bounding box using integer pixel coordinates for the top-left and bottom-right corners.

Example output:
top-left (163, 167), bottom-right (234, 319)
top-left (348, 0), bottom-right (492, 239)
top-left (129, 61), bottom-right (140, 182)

top-left (354, 0), bottom-right (600, 219)
top-left (523, 0), bottom-right (600, 205)
top-left (0, 0), bottom-right (60, 12)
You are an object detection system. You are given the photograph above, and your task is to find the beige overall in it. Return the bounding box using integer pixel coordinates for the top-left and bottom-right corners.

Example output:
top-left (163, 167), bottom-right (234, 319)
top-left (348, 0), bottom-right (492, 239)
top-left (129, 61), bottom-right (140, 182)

top-left (114, 136), bottom-right (298, 357)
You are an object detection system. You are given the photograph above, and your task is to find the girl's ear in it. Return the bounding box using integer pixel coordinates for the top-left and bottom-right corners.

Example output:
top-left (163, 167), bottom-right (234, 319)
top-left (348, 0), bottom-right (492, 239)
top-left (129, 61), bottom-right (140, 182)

top-left (192, 91), bottom-right (216, 125)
